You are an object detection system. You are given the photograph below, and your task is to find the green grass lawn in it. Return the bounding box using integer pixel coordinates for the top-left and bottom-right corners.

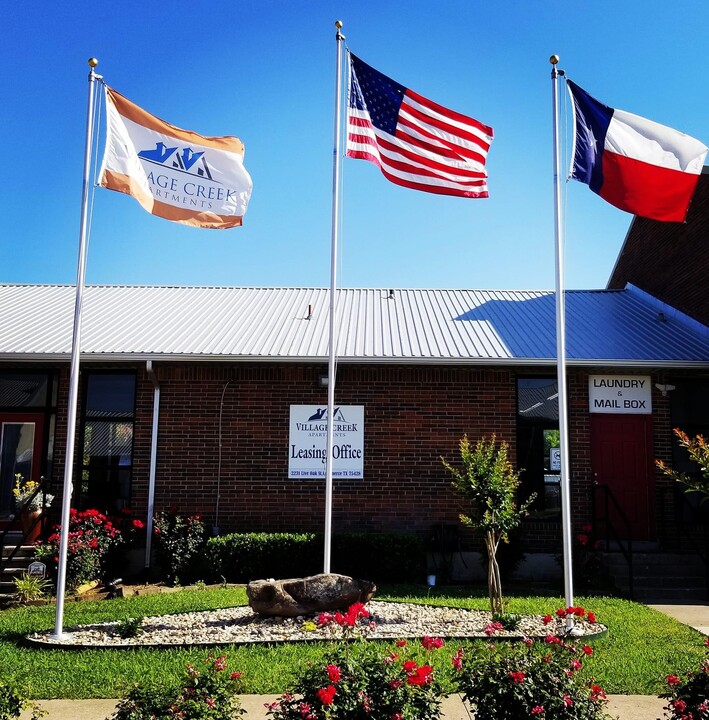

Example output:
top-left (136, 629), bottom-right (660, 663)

top-left (0, 586), bottom-right (704, 699)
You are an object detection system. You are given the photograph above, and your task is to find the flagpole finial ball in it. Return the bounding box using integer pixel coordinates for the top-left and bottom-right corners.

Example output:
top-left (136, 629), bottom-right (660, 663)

top-left (335, 20), bottom-right (343, 29)
top-left (550, 55), bottom-right (560, 65)
top-left (88, 57), bottom-right (99, 68)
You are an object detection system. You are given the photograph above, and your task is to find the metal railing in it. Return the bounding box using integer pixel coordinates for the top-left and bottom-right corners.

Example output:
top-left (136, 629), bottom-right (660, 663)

top-left (592, 482), bottom-right (634, 598)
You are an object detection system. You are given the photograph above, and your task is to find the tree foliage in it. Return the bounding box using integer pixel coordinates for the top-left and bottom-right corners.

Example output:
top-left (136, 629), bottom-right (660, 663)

top-left (656, 428), bottom-right (709, 500)
top-left (443, 435), bottom-right (535, 615)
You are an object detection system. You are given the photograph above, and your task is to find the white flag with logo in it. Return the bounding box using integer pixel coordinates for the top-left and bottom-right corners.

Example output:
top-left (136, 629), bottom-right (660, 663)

top-left (99, 87), bottom-right (252, 229)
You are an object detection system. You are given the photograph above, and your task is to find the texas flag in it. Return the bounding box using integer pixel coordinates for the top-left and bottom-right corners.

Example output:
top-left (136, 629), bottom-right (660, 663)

top-left (567, 80), bottom-right (707, 222)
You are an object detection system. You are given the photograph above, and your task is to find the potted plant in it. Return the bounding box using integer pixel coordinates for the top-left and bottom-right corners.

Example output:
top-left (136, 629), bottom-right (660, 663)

top-left (12, 474), bottom-right (53, 543)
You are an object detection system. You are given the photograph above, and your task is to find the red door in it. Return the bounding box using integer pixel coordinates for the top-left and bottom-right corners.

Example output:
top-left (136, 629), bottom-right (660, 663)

top-left (0, 413), bottom-right (45, 517)
top-left (590, 414), bottom-right (654, 540)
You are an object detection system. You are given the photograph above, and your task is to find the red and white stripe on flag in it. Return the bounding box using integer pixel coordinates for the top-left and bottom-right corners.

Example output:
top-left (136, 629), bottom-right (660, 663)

top-left (346, 53), bottom-right (493, 198)
top-left (99, 87), bottom-right (252, 229)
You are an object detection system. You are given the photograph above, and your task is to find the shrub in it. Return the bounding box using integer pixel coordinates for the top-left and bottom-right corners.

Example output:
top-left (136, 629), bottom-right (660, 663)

top-left (267, 612), bottom-right (445, 720)
top-left (206, 532), bottom-right (320, 583)
top-left (660, 638), bottom-right (709, 719)
top-left (205, 532), bottom-right (426, 584)
top-left (13, 572), bottom-right (51, 604)
top-left (454, 629), bottom-right (610, 720)
top-left (34, 508), bottom-right (124, 593)
top-left (110, 654), bottom-right (244, 720)
top-left (332, 533), bottom-right (426, 584)
top-left (0, 679), bottom-right (44, 720)
top-left (113, 617), bottom-right (144, 639)
top-left (153, 511), bottom-right (207, 585)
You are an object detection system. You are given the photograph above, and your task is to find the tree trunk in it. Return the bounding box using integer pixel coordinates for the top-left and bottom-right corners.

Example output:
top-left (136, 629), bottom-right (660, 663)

top-left (485, 530), bottom-right (503, 616)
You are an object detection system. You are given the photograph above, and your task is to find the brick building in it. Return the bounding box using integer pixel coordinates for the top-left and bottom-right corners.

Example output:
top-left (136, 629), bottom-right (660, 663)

top-left (2, 281), bottom-right (708, 579)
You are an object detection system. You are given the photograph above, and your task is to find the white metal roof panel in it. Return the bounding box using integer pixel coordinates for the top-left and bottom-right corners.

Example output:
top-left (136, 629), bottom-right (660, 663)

top-left (0, 284), bottom-right (708, 367)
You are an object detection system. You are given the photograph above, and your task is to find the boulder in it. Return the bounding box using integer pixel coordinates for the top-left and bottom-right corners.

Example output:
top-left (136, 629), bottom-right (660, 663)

top-left (247, 573), bottom-right (376, 617)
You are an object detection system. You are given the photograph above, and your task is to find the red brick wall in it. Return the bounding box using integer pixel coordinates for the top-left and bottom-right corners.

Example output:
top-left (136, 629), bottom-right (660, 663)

top-left (37, 362), bottom-right (694, 552)
top-left (608, 170), bottom-right (709, 326)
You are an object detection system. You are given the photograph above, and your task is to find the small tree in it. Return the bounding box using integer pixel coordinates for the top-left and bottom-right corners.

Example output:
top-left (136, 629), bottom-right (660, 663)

top-left (442, 435), bottom-right (535, 615)
top-left (656, 428), bottom-right (709, 499)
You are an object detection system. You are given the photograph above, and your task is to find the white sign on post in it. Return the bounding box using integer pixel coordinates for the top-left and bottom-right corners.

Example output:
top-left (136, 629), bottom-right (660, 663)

top-left (288, 405), bottom-right (364, 479)
top-left (550, 447), bottom-right (561, 471)
top-left (588, 375), bottom-right (652, 414)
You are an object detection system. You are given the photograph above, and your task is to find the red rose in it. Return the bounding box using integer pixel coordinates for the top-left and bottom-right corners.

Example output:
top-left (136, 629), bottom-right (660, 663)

top-left (317, 685), bottom-right (336, 706)
top-left (326, 664), bottom-right (341, 683)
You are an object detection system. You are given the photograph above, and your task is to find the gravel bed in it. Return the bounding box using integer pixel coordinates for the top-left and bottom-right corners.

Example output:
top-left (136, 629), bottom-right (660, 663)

top-left (28, 601), bottom-right (606, 647)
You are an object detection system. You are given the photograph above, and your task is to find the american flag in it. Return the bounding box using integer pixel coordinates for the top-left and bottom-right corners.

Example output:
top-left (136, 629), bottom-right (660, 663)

top-left (346, 52), bottom-right (493, 198)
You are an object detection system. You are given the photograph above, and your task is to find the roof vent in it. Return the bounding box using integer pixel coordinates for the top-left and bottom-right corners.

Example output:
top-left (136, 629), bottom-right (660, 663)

top-left (657, 311), bottom-right (667, 323)
top-left (387, 289), bottom-right (395, 300)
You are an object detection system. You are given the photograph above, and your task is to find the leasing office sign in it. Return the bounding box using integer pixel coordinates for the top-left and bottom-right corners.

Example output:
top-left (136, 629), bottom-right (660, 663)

top-left (288, 405), bottom-right (364, 479)
top-left (588, 375), bottom-right (652, 414)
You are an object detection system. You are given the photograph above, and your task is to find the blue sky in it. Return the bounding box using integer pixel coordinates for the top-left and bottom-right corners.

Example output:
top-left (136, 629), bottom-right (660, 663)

top-left (3, 1), bottom-right (707, 291)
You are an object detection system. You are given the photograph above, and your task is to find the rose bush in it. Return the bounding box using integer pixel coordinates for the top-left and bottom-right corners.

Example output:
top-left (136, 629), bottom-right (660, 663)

top-left (153, 511), bottom-right (207, 585)
top-left (660, 637), bottom-right (709, 719)
top-left (267, 604), bottom-right (444, 720)
top-left (35, 508), bottom-right (125, 592)
top-left (454, 613), bottom-right (610, 720)
top-left (110, 654), bottom-right (244, 720)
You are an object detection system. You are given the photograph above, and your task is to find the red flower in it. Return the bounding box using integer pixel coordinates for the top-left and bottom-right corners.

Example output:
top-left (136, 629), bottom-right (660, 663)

top-left (230, 672), bottom-right (243, 680)
top-left (213, 655), bottom-right (226, 671)
top-left (587, 611), bottom-right (596, 623)
top-left (508, 671), bottom-right (526, 683)
top-left (666, 674), bottom-right (681, 686)
top-left (582, 644), bottom-right (593, 656)
top-left (205, 698), bottom-right (215, 709)
top-left (396, 639), bottom-right (407, 647)
top-left (545, 635), bottom-right (561, 645)
top-left (571, 659), bottom-right (582, 671)
top-left (421, 635), bottom-right (445, 650)
top-left (672, 699), bottom-right (687, 713)
top-left (576, 533), bottom-right (589, 546)
top-left (402, 660), bottom-right (417, 672)
top-left (531, 706), bottom-right (545, 715)
top-left (542, 614), bottom-right (552, 625)
top-left (573, 606), bottom-right (585, 617)
top-left (451, 647), bottom-right (463, 670)
top-left (389, 679), bottom-right (403, 689)
top-left (317, 685), bottom-right (336, 705)
top-left (132, 519), bottom-right (145, 530)
top-left (563, 694), bottom-right (573, 707)
top-left (556, 608), bottom-right (567, 618)
top-left (407, 665), bottom-right (433, 686)
top-left (391, 714), bottom-right (403, 720)
top-left (326, 664), bottom-right (341, 683)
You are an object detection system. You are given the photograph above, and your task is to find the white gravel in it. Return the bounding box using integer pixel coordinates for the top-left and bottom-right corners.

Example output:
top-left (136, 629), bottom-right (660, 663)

top-left (28, 601), bottom-right (606, 647)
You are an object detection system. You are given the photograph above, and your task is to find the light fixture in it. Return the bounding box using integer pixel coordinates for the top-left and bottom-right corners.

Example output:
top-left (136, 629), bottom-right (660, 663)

top-left (655, 383), bottom-right (675, 396)
top-left (319, 375), bottom-right (329, 388)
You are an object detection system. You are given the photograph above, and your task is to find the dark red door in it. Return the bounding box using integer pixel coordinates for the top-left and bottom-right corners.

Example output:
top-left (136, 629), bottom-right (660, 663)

top-left (590, 414), bottom-right (654, 540)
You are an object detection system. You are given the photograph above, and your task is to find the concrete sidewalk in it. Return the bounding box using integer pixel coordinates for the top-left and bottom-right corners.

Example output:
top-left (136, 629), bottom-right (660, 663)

top-left (19, 601), bottom-right (709, 720)
top-left (17, 694), bottom-right (668, 720)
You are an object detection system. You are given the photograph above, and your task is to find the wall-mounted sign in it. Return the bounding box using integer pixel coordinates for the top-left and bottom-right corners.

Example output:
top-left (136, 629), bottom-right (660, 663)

top-left (588, 375), bottom-right (652, 414)
top-left (288, 405), bottom-right (364, 479)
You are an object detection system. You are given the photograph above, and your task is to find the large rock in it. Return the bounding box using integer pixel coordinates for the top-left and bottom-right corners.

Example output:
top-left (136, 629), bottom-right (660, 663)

top-left (247, 573), bottom-right (376, 617)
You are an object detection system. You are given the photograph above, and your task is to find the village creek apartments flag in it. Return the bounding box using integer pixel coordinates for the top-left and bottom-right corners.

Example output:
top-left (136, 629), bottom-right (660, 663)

top-left (99, 87), bottom-right (252, 228)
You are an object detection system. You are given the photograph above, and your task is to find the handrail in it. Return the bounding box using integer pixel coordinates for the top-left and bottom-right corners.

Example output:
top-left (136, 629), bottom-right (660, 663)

top-left (660, 485), bottom-right (708, 592)
top-left (592, 483), bottom-right (634, 598)
top-left (0, 480), bottom-right (48, 579)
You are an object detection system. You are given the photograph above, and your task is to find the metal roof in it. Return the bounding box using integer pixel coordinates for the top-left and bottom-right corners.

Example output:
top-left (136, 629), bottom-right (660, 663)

top-left (1, 283), bottom-right (708, 367)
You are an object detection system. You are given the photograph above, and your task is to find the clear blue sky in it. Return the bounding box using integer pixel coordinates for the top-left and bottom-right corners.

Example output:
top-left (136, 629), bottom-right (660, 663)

top-left (3, 1), bottom-right (707, 291)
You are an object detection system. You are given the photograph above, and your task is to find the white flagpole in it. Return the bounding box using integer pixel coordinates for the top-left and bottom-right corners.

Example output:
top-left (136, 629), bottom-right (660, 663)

top-left (52, 58), bottom-right (101, 639)
top-left (550, 55), bottom-right (575, 628)
top-left (323, 22), bottom-right (345, 574)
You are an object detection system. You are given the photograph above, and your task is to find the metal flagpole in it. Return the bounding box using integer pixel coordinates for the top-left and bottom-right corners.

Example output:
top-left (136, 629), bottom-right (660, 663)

top-left (323, 21), bottom-right (345, 573)
top-left (52, 58), bottom-right (101, 639)
top-left (550, 55), bottom-right (576, 629)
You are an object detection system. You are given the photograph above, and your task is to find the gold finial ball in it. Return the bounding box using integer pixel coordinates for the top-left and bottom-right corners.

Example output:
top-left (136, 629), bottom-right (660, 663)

top-left (88, 57), bottom-right (99, 68)
top-left (335, 20), bottom-right (343, 28)
top-left (550, 54), bottom-right (560, 65)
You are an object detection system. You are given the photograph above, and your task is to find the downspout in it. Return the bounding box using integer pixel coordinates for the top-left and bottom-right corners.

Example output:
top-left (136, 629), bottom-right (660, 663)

top-left (215, 379), bottom-right (233, 535)
top-left (145, 360), bottom-right (160, 569)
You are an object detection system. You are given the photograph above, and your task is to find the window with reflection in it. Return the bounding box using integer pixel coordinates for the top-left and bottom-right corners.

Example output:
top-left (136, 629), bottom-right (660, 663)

top-left (79, 373), bottom-right (136, 512)
top-left (517, 377), bottom-right (560, 520)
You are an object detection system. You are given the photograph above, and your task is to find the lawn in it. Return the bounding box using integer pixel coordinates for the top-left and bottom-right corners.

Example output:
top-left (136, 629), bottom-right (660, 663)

top-left (0, 585), bottom-right (704, 699)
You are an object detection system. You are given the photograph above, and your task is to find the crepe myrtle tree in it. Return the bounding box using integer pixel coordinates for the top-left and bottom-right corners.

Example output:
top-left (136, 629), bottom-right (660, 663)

top-left (443, 435), bottom-right (535, 615)
top-left (656, 428), bottom-right (709, 499)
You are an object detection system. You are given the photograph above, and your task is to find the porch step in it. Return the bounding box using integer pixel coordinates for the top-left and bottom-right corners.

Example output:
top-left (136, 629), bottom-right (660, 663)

top-left (602, 551), bottom-right (708, 601)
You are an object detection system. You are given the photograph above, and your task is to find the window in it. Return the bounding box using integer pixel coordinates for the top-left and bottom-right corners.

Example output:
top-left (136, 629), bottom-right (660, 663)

top-left (79, 372), bottom-right (136, 512)
top-left (517, 377), bottom-right (560, 520)
top-left (0, 373), bottom-right (55, 409)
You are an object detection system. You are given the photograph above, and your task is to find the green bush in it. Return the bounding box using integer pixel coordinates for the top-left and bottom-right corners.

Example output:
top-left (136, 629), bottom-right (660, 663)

top-left (153, 512), bottom-right (207, 585)
top-left (0, 680), bottom-right (43, 720)
top-left (205, 532), bottom-right (426, 584)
